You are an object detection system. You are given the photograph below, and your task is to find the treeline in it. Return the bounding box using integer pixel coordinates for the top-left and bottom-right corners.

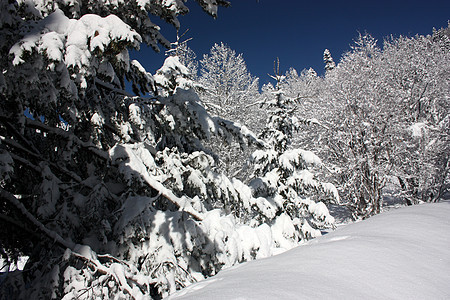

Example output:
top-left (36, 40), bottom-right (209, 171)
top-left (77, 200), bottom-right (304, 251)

top-left (189, 28), bottom-right (449, 219)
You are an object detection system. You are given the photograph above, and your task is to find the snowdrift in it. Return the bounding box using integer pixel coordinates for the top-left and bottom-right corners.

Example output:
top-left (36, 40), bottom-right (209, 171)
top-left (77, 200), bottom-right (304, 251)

top-left (170, 202), bottom-right (450, 299)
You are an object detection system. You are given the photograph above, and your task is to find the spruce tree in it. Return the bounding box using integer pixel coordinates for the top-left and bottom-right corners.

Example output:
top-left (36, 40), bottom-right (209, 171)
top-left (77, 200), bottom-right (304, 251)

top-left (323, 48), bottom-right (336, 71)
top-left (250, 59), bottom-right (338, 243)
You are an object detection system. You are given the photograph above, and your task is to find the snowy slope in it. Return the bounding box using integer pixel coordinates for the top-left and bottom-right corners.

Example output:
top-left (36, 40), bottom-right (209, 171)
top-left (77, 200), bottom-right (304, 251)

top-left (169, 202), bottom-right (450, 299)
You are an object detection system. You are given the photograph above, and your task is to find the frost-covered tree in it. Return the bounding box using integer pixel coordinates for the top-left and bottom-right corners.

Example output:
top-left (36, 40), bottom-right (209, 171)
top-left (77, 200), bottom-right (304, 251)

top-left (321, 34), bottom-right (391, 218)
top-left (276, 67), bottom-right (329, 152)
top-left (249, 60), bottom-right (338, 242)
top-left (165, 30), bottom-right (199, 81)
top-left (323, 48), bottom-right (336, 71)
top-left (198, 42), bottom-right (264, 178)
top-left (318, 29), bottom-right (449, 218)
top-left (199, 42), bottom-right (261, 130)
top-left (380, 27), bottom-right (450, 204)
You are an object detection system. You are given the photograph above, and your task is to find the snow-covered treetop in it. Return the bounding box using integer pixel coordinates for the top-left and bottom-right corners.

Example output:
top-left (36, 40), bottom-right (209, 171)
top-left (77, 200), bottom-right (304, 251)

top-left (323, 48), bottom-right (335, 71)
top-left (199, 42), bottom-right (259, 110)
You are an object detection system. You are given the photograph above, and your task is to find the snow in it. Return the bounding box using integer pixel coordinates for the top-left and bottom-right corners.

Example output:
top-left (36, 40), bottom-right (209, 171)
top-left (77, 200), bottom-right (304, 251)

top-left (237, 224), bottom-right (272, 260)
top-left (298, 149), bottom-right (322, 166)
top-left (116, 196), bottom-right (157, 230)
top-left (90, 112), bottom-right (104, 126)
top-left (409, 122), bottom-right (427, 137)
top-left (254, 197), bottom-right (276, 218)
top-left (270, 213), bottom-right (298, 251)
top-left (109, 143), bottom-right (204, 221)
top-left (303, 198), bottom-right (335, 225)
top-left (187, 169), bottom-right (207, 196)
top-left (294, 169), bottom-right (317, 187)
top-left (169, 202), bottom-right (450, 299)
top-left (10, 8), bottom-right (141, 91)
top-left (321, 182), bottom-right (340, 203)
top-left (154, 56), bottom-right (192, 91)
top-left (0, 256), bottom-right (28, 272)
top-left (73, 244), bottom-right (97, 261)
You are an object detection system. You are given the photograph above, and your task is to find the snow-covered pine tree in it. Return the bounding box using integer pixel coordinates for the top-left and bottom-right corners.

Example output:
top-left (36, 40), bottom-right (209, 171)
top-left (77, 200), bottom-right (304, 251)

top-left (250, 59), bottom-right (338, 243)
top-left (323, 48), bottom-right (336, 71)
top-left (154, 31), bottom-right (200, 96)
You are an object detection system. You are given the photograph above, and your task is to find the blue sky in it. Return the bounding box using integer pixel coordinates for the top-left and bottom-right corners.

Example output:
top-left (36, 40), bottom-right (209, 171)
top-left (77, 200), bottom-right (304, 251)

top-left (132, 0), bottom-right (450, 85)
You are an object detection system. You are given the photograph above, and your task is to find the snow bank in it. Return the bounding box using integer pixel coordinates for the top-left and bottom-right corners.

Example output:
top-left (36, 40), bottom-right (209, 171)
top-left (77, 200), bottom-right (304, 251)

top-left (169, 202), bottom-right (450, 299)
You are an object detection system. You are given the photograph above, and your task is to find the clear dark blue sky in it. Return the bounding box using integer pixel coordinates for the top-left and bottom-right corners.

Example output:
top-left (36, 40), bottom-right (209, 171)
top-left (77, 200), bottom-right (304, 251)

top-left (132, 0), bottom-right (450, 85)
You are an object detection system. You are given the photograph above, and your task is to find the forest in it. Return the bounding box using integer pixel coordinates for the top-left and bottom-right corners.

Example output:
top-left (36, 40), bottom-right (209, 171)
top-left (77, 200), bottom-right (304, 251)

top-left (0, 1), bottom-right (448, 299)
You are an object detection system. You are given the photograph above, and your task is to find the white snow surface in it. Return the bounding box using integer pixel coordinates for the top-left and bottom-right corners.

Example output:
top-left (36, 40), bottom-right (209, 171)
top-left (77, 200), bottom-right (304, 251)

top-left (169, 202), bottom-right (450, 299)
top-left (409, 122), bottom-right (427, 137)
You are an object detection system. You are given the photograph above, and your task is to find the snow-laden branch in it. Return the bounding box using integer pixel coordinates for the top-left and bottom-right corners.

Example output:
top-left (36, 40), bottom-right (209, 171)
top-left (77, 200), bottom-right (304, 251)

top-left (110, 144), bottom-right (205, 221)
top-left (24, 118), bottom-right (108, 160)
top-left (142, 174), bottom-right (204, 221)
top-left (0, 188), bottom-right (76, 250)
top-left (1, 136), bottom-right (83, 182)
top-left (69, 248), bottom-right (143, 298)
top-left (0, 188), bottom-right (149, 297)
top-left (94, 78), bottom-right (134, 97)
top-left (0, 118), bottom-right (41, 155)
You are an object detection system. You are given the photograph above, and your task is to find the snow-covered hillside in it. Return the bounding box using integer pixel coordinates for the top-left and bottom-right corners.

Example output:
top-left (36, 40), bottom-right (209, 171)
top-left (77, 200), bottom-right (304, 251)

top-left (170, 202), bottom-right (450, 299)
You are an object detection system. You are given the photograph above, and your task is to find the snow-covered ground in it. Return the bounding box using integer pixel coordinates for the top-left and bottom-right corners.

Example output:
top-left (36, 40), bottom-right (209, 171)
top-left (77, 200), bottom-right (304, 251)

top-left (169, 201), bottom-right (450, 299)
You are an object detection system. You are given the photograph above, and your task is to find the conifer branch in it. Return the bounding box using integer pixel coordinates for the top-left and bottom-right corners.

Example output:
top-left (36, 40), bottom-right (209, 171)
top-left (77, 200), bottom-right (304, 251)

top-left (24, 118), bottom-right (109, 160)
top-left (0, 188), bottom-right (76, 250)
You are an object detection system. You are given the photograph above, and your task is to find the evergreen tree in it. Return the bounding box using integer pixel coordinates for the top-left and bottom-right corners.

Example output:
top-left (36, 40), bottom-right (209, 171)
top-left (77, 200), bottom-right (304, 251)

top-left (323, 48), bottom-right (336, 71)
top-left (250, 59), bottom-right (338, 242)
